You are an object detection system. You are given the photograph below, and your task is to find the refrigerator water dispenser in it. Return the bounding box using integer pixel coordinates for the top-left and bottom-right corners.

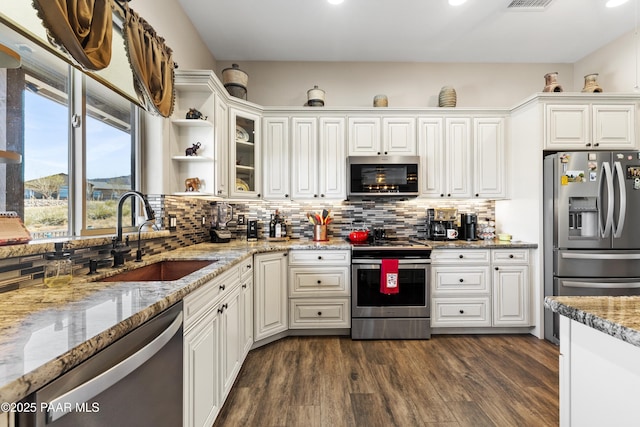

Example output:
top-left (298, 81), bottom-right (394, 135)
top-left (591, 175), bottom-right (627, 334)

top-left (568, 197), bottom-right (598, 238)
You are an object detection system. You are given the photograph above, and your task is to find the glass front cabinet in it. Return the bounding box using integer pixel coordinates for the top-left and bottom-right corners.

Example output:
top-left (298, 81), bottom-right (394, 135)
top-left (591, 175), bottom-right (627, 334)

top-left (229, 108), bottom-right (261, 198)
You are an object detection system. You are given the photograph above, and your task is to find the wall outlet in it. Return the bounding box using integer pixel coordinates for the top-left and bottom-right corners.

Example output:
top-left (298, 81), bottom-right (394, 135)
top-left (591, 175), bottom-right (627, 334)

top-left (168, 214), bottom-right (177, 231)
top-left (202, 216), bottom-right (206, 226)
top-left (237, 214), bottom-right (245, 225)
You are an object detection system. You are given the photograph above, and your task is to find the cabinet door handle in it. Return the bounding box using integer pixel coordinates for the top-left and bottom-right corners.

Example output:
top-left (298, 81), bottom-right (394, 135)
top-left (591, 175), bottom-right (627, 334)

top-left (317, 311), bottom-right (322, 316)
top-left (585, 142), bottom-right (591, 147)
top-left (285, 194), bottom-right (289, 198)
top-left (440, 194), bottom-right (444, 197)
top-left (317, 280), bottom-right (322, 284)
top-left (509, 254), bottom-right (514, 258)
top-left (495, 267), bottom-right (499, 271)
top-left (318, 256), bottom-right (322, 260)
top-left (459, 254), bottom-right (464, 259)
top-left (459, 309), bottom-right (464, 314)
top-left (459, 278), bottom-right (464, 283)
top-left (321, 194), bottom-right (325, 198)
top-left (218, 306), bottom-right (224, 314)
top-left (219, 284), bottom-right (225, 291)
top-left (242, 283), bottom-right (247, 289)
top-left (594, 143), bottom-right (600, 147)
top-left (475, 193), bottom-right (479, 197)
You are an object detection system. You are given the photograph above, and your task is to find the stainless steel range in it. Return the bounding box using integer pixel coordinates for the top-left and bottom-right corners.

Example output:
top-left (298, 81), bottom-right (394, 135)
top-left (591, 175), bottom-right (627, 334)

top-left (351, 239), bottom-right (432, 339)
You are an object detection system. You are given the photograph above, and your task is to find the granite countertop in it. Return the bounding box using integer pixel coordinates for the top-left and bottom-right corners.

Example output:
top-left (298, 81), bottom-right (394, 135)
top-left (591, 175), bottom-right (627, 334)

top-left (0, 238), bottom-right (349, 404)
top-left (417, 238), bottom-right (537, 249)
top-left (545, 296), bottom-right (640, 348)
top-left (0, 236), bottom-right (533, 404)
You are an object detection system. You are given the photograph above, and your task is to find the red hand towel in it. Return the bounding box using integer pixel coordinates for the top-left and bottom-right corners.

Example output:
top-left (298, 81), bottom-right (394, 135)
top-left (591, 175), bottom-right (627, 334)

top-left (380, 259), bottom-right (399, 295)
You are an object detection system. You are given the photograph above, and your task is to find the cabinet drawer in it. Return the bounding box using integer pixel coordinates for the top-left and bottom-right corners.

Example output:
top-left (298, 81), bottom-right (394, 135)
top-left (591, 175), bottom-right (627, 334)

top-left (288, 250), bottom-right (350, 265)
top-left (431, 297), bottom-right (491, 327)
top-left (431, 249), bottom-right (490, 264)
top-left (432, 266), bottom-right (490, 294)
top-left (491, 249), bottom-right (529, 264)
top-left (183, 265), bottom-right (240, 330)
top-left (240, 256), bottom-right (253, 279)
top-left (289, 298), bottom-right (350, 329)
top-left (289, 266), bottom-right (350, 297)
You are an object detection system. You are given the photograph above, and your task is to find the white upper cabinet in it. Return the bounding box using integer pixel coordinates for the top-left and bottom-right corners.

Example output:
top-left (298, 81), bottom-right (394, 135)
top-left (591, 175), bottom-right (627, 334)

top-left (262, 117), bottom-right (290, 200)
top-left (318, 117), bottom-right (347, 199)
top-left (420, 117), bottom-right (472, 199)
top-left (170, 73), bottom-right (217, 196)
top-left (229, 107), bottom-right (261, 198)
top-left (545, 103), bottom-right (636, 150)
top-left (382, 117), bottom-right (417, 155)
top-left (473, 117), bottom-right (506, 199)
top-left (420, 115), bottom-right (505, 199)
top-left (291, 117), bottom-right (319, 199)
top-left (291, 116), bottom-right (346, 200)
top-left (348, 116), bottom-right (416, 156)
top-left (214, 96), bottom-right (229, 197)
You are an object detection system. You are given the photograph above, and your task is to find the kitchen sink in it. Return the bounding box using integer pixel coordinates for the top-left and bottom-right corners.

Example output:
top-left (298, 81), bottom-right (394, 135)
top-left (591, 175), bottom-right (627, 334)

top-left (100, 260), bottom-right (216, 282)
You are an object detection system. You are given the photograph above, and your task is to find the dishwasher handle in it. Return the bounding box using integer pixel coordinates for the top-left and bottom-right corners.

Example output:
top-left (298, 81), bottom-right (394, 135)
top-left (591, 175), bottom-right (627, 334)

top-left (46, 310), bottom-right (183, 423)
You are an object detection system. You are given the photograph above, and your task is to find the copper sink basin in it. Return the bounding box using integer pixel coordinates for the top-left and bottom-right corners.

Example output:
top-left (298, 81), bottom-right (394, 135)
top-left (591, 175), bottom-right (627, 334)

top-left (100, 260), bottom-right (216, 282)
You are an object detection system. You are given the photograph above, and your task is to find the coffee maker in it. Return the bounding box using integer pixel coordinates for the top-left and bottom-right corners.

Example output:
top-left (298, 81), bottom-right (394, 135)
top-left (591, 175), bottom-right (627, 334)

top-left (459, 213), bottom-right (478, 241)
top-left (426, 208), bottom-right (457, 240)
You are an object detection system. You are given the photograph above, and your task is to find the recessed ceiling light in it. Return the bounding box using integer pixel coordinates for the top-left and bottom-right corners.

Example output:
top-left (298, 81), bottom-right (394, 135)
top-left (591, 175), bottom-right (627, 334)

top-left (449, 0), bottom-right (468, 5)
top-left (606, 0), bottom-right (629, 7)
top-left (328, 0), bottom-right (344, 4)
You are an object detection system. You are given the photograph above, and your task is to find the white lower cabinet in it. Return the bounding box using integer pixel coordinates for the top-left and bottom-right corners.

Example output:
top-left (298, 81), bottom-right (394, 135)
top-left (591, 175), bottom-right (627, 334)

top-left (431, 248), bottom-right (531, 328)
top-left (240, 274), bottom-right (254, 358)
top-left (183, 260), bottom-right (251, 427)
top-left (492, 249), bottom-right (530, 326)
top-left (288, 250), bottom-right (351, 329)
top-left (254, 251), bottom-right (288, 341)
top-left (184, 307), bottom-right (220, 427)
top-left (220, 285), bottom-right (242, 397)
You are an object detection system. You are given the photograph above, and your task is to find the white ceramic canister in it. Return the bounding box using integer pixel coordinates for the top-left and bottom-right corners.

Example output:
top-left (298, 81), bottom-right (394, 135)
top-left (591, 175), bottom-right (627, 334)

top-left (307, 85), bottom-right (325, 106)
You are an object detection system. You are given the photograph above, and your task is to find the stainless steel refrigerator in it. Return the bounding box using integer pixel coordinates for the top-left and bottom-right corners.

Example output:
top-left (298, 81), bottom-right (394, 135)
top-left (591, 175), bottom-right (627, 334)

top-left (544, 151), bottom-right (640, 343)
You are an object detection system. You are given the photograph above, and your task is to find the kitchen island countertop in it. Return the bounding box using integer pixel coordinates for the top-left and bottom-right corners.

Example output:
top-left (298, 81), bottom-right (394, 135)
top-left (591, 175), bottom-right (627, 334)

top-left (544, 295), bottom-right (640, 348)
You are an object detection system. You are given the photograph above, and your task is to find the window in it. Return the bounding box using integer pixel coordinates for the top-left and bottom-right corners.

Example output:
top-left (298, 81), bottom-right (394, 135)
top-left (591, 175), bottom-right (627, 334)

top-left (2, 23), bottom-right (140, 240)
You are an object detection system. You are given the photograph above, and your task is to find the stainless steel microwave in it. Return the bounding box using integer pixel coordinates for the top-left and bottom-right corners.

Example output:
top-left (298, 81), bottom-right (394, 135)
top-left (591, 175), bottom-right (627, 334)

top-left (347, 156), bottom-right (419, 197)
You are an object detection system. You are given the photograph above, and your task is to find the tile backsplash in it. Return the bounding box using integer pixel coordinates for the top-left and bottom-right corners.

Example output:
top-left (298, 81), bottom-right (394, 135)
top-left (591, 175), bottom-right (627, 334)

top-left (217, 197), bottom-right (495, 240)
top-left (0, 195), bottom-right (494, 293)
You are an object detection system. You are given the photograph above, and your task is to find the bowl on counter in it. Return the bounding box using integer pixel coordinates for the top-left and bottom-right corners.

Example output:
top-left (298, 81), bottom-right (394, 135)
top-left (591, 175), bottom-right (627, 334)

top-left (497, 233), bottom-right (512, 241)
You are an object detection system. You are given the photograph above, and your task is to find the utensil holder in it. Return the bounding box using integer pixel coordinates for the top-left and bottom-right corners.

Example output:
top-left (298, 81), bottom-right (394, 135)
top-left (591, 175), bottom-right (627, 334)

top-left (313, 225), bottom-right (328, 241)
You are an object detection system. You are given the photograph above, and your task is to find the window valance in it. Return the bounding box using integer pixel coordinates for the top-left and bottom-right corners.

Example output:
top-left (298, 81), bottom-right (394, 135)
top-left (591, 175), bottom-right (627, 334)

top-left (31, 0), bottom-right (175, 118)
top-left (31, 0), bottom-right (113, 71)
top-left (121, 2), bottom-right (175, 118)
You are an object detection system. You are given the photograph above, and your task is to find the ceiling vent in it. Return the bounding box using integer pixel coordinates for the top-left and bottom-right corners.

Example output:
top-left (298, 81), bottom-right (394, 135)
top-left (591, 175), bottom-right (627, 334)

top-left (507, 0), bottom-right (554, 10)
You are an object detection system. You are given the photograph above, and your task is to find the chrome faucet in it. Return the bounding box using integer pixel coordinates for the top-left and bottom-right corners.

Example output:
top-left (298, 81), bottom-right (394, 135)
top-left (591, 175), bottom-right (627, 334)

top-left (111, 191), bottom-right (155, 267)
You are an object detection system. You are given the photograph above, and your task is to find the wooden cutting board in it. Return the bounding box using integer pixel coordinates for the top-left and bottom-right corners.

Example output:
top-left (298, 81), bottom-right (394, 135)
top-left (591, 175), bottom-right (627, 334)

top-left (0, 212), bottom-right (31, 245)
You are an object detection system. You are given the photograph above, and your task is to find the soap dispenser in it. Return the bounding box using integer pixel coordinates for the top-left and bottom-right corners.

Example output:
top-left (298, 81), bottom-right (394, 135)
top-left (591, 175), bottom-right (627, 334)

top-left (44, 242), bottom-right (73, 287)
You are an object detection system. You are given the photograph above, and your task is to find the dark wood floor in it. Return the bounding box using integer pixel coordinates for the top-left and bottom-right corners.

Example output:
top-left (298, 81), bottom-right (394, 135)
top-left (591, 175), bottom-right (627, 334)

top-left (213, 334), bottom-right (559, 427)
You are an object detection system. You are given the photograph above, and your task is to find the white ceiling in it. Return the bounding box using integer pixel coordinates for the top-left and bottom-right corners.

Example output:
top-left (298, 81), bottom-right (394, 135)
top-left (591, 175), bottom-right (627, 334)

top-left (177, 0), bottom-right (638, 64)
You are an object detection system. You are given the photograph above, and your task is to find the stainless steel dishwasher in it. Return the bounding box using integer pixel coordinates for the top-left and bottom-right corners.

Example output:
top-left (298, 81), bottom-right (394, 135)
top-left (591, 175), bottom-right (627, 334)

top-left (18, 302), bottom-right (183, 427)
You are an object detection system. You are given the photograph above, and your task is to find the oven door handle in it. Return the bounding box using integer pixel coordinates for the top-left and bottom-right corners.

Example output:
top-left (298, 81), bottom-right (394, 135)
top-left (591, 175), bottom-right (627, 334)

top-left (352, 260), bottom-right (431, 266)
